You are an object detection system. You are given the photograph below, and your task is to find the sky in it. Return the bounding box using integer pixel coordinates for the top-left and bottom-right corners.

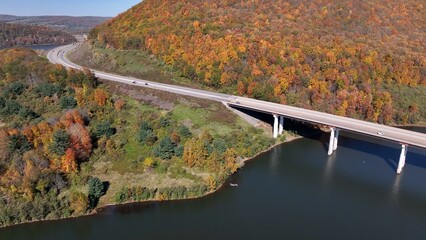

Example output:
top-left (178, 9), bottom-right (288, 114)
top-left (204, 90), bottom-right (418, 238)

top-left (0, 0), bottom-right (141, 17)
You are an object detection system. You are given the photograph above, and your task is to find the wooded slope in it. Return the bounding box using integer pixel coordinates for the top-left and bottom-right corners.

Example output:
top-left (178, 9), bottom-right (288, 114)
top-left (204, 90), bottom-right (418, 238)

top-left (90, 0), bottom-right (426, 124)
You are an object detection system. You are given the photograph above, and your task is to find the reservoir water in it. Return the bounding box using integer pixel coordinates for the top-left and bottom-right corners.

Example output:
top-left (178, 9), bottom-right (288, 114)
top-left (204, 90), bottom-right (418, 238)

top-left (0, 45), bottom-right (58, 51)
top-left (1, 129), bottom-right (425, 240)
top-left (28, 45), bottom-right (59, 51)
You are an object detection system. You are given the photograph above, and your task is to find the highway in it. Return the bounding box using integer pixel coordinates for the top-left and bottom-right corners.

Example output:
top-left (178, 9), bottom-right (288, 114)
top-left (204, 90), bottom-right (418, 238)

top-left (47, 44), bottom-right (426, 149)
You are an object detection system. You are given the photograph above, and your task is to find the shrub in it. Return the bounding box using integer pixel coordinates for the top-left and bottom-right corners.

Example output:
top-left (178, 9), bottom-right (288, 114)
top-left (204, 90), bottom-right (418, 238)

top-left (93, 121), bottom-right (115, 138)
top-left (155, 163), bottom-right (169, 174)
top-left (0, 97), bottom-right (5, 109)
top-left (143, 157), bottom-right (157, 169)
top-left (137, 121), bottom-right (157, 145)
top-left (153, 137), bottom-right (175, 160)
top-left (8, 134), bottom-right (31, 153)
top-left (3, 60), bottom-right (27, 81)
top-left (2, 82), bottom-right (26, 98)
top-left (18, 107), bottom-right (38, 119)
top-left (139, 121), bottom-right (152, 131)
top-left (188, 185), bottom-right (208, 197)
top-left (0, 100), bottom-right (21, 116)
top-left (59, 96), bottom-right (77, 109)
top-left (138, 129), bottom-right (157, 145)
top-left (33, 83), bottom-right (63, 97)
top-left (88, 177), bottom-right (106, 208)
top-left (213, 139), bottom-right (227, 154)
top-left (114, 187), bottom-right (128, 203)
top-left (178, 125), bottom-right (192, 138)
top-left (88, 177), bottom-right (105, 199)
top-left (69, 191), bottom-right (88, 215)
top-left (49, 130), bottom-right (70, 156)
top-left (175, 145), bottom-right (184, 157)
top-left (159, 117), bottom-right (170, 127)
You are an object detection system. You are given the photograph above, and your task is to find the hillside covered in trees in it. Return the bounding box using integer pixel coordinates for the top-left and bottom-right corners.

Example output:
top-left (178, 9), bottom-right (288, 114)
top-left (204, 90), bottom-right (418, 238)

top-left (89, 0), bottom-right (426, 124)
top-left (0, 15), bottom-right (110, 34)
top-left (0, 23), bottom-right (76, 48)
top-left (0, 48), bottom-right (276, 227)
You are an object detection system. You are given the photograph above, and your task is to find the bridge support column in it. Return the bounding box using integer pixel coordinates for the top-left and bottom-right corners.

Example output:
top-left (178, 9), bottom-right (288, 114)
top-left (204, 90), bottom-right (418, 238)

top-left (328, 127), bottom-right (335, 155)
top-left (333, 129), bottom-right (339, 151)
top-left (273, 114), bottom-right (278, 138)
top-left (396, 144), bottom-right (408, 174)
top-left (279, 116), bottom-right (284, 135)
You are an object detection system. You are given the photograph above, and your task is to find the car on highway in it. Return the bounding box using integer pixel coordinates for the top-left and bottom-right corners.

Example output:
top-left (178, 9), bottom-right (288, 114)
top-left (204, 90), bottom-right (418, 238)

top-left (132, 80), bottom-right (136, 84)
top-left (377, 131), bottom-right (384, 135)
top-left (145, 83), bottom-right (148, 85)
top-left (236, 101), bottom-right (241, 104)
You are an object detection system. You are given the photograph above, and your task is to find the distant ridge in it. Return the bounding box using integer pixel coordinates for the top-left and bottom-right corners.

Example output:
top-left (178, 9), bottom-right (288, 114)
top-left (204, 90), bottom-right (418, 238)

top-left (0, 14), bottom-right (110, 34)
top-left (0, 22), bottom-right (76, 48)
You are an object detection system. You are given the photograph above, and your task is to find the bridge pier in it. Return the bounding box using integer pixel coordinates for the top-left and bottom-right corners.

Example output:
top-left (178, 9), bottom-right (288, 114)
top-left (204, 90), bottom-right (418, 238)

top-left (273, 115), bottom-right (284, 138)
top-left (273, 114), bottom-right (279, 138)
top-left (333, 129), bottom-right (339, 151)
top-left (396, 144), bottom-right (408, 174)
top-left (327, 127), bottom-right (339, 155)
top-left (279, 116), bottom-right (284, 135)
top-left (328, 127), bottom-right (335, 155)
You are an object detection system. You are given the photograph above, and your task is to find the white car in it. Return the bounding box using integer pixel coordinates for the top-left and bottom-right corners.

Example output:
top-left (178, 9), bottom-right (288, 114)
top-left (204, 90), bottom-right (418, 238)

top-left (377, 131), bottom-right (384, 136)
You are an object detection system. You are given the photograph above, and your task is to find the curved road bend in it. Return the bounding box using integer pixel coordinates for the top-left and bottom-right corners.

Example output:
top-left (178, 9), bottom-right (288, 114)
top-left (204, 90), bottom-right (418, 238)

top-left (47, 44), bottom-right (426, 149)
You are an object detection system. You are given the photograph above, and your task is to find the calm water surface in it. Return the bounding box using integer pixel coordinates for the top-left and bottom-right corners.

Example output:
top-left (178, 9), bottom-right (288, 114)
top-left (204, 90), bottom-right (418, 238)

top-left (0, 45), bottom-right (58, 51)
top-left (1, 129), bottom-right (425, 240)
top-left (28, 45), bottom-right (59, 51)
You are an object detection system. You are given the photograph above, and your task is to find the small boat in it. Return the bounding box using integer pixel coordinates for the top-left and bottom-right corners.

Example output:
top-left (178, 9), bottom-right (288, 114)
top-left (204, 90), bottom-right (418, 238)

top-left (229, 183), bottom-right (238, 187)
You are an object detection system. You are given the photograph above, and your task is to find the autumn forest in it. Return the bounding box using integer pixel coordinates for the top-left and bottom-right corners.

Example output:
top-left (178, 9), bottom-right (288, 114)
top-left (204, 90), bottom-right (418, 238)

top-left (91, 0), bottom-right (426, 124)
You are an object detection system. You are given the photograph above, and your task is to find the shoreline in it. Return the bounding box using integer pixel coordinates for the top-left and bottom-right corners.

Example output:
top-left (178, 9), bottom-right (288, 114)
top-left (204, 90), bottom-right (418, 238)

top-left (0, 132), bottom-right (303, 230)
top-left (98, 133), bottom-right (304, 207)
top-left (1, 117), bottom-right (423, 229)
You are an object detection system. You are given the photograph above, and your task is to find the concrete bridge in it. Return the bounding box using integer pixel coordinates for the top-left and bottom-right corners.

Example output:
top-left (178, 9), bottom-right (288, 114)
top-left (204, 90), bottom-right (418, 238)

top-left (48, 44), bottom-right (426, 174)
top-left (228, 97), bottom-right (425, 174)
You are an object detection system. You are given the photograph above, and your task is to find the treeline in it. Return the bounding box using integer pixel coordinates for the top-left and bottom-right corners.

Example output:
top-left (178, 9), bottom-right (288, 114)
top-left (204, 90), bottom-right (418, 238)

top-left (90, 0), bottom-right (426, 124)
top-left (0, 23), bottom-right (76, 48)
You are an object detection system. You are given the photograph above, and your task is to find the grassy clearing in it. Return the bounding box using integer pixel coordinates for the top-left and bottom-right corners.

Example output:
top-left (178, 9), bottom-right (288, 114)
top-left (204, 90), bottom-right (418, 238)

top-left (92, 161), bottom-right (197, 204)
top-left (88, 88), bottom-right (272, 206)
